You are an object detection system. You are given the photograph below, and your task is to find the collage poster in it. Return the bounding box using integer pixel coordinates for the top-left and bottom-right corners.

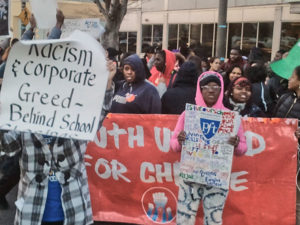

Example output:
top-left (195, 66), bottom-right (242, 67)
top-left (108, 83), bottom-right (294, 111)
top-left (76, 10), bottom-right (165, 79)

top-left (180, 104), bottom-right (240, 189)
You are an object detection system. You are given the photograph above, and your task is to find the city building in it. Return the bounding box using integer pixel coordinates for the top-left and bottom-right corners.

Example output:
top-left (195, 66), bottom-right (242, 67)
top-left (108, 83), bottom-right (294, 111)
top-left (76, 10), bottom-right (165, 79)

top-left (119, 0), bottom-right (300, 60)
top-left (8, 0), bottom-right (300, 60)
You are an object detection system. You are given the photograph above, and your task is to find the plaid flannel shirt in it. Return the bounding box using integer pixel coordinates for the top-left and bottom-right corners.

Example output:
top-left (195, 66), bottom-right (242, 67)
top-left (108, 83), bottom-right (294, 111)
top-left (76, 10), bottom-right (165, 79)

top-left (0, 86), bottom-right (114, 225)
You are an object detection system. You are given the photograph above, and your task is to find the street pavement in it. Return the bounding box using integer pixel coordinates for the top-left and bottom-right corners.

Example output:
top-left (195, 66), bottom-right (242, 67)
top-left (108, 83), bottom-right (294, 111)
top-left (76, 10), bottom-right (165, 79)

top-left (1, 185), bottom-right (299, 225)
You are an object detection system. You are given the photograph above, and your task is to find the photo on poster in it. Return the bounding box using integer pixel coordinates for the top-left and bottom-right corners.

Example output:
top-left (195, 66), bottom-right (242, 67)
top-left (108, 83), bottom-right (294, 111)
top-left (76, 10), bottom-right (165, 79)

top-left (0, 0), bottom-right (9, 36)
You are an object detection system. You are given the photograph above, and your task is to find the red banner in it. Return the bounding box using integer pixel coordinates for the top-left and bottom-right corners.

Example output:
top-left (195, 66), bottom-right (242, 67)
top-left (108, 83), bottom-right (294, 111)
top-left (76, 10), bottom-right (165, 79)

top-left (85, 114), bottom-right (298, 225)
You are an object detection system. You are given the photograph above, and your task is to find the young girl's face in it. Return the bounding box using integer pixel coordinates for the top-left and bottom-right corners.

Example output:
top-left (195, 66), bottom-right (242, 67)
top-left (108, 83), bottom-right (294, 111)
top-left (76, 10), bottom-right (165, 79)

top-left (229, 67), bottom-right (242, 81)
top-left (210, 58), bottom-right (221, 72)
top-left (123, 64), bottom-right (136, 83)
top-left (232, 84), bottom-right (251, 103)
top-left (201, 82), bottom-right (221, 107)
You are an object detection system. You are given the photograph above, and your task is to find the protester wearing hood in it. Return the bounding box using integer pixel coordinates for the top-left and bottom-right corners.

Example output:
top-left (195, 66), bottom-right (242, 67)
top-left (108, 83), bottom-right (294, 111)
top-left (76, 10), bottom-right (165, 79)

top-left (224, 76), bottom-right (265, 117)
top-left (161, 61), bottom-right (197, 114)
top-left (111, 54), bottom-right (161, 114)
top-left (149, 49), bottom-right (176, 87)
top-left (167, 52), bottom-right (186, 89)
top-left (170, 71), bottom-right (247, 225)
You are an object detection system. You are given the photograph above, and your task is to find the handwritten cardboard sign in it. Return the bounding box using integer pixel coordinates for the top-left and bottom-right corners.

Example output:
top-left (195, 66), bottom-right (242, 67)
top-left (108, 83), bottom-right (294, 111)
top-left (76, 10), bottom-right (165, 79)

top-left (0, 30), bottom-right (108, 140)
top-left (0, 0), bottom-right (9, 36)
top-left (61, 18), bottom-right (105, 39)
top-left (180, 104), bottom-right (240, 189)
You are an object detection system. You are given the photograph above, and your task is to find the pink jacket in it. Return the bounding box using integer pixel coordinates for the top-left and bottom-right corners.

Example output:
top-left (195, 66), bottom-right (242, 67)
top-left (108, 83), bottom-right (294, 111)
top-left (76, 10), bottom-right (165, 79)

top-left (170, 71), bottom-right (247, 156)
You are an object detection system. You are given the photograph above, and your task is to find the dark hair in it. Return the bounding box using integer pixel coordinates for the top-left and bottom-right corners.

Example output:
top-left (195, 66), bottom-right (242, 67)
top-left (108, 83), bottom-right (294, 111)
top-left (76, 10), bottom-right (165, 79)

top-left (179, 44), bottom-right (191, 58)
top-left (231, 47), bottom-right (242, 55)
top-left (277, 49), bottom-right (286, 55)
top-left (145, 45), bottom-right (155, 54)
top-left (248, 47), bottom-right (264, 65)
top-left (187, 55), bottom-right (202, 75)
top-left (294, 65), bottom-right (300, 80)
top-left (156, 50), bottom-right (166, 62)
top-left (223, 65), bottom-right (243, 91)
top-left (208, 57), bottom-right (219, 64)
top-left (10, 38), bottom-right (19, 47)
top-left (175, 53), bottom-right (186, 67)
top-left (245, 64), bottom-right (267, 83)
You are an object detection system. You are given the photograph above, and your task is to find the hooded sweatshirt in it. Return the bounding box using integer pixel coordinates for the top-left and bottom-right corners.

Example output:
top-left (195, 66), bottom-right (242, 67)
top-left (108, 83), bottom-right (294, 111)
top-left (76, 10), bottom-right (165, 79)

top-left (161, 61), bottom-right (198, 114)
top-left (149, 49), bottom-right (176, 87)
top-left (170, 71), bottom-right (247, 156)
top-left (110, 54), bottom-right (161, 114)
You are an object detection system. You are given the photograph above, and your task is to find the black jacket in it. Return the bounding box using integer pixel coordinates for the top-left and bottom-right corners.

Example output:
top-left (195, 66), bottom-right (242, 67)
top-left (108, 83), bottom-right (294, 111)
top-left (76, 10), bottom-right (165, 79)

top-left (223, 97), bottom-right (265, 117)
top-left (251, 82), bottom-right (275, 116)
top-left (161, 61), bottom-right (198, 114)
top-left (273, 92), bottom-right (300, 120)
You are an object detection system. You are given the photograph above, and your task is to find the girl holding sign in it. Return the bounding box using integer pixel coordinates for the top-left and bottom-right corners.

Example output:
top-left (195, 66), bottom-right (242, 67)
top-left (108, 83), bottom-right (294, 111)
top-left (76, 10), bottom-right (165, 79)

top-left (170, 71), bottom-right (247, 225)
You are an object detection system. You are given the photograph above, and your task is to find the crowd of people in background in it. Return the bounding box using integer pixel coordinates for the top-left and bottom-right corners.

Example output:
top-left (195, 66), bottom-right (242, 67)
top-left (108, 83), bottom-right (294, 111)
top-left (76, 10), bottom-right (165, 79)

top-left (109, 41), bottom-right (299, 122)
top-left (0, 8), bottom-right (299, 225)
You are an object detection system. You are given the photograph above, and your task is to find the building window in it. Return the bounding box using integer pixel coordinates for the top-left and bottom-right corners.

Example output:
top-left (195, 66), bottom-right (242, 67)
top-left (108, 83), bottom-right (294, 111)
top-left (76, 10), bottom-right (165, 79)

top-left (190, 24), bottom-right (201, 48)
top-left (167, 22), bottom-right (273, 60)
top-left (179, 24), bottom-right (189, 48)
top-left (226, 22), bottom-right (273, 60)
top-left (202, 24), bottom-right (214, 57)
top-left (227, 23), bottom-right (242, 54)
top-left (280, 22), bottom-right (300, 51)
top-left (142, 24), bottom-right (163, 52)
top-left (258, 23), bottom-right (273, 60)
top-left (168, 23), bottom-right (216, 57)
top-left (119, 31), bottom-right (137, 54)
top-left (168, 24), bottom-right (178, 51)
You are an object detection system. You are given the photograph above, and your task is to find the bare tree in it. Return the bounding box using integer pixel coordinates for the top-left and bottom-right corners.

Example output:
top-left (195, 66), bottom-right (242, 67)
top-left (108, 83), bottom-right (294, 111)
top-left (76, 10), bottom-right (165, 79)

top-left (94, 0), bottom-right (128, 49)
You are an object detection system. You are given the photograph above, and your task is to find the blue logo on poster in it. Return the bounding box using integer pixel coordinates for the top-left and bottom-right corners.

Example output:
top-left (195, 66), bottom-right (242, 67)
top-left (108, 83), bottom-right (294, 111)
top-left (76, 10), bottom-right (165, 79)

top-left (200, 118), bottom-right (220, 139)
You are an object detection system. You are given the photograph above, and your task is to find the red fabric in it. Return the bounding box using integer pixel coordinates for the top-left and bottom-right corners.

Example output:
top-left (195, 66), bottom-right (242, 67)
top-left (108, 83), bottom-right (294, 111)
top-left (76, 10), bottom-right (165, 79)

top-left (149, 49), bottom-right (176, 86)
top-left (86, 114), bottom-right (297, 225)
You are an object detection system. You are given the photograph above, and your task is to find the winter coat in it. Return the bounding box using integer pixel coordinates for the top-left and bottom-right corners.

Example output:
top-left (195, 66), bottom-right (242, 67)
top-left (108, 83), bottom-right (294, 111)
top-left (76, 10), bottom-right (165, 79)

top-left (149, 49), bottom-right (176, 87)
top-left (273, 92), bottom-right (300, 120)
top-left (223, 97), bottom-right (265, 117)
top-left (251, 82), bottom-right (275, 116)
top-left (170, 71), bottom-right (247, 156)
top-left (111, 54), bottom-right (161, 114)
top-left (161, 61), bottom-right (197, 114)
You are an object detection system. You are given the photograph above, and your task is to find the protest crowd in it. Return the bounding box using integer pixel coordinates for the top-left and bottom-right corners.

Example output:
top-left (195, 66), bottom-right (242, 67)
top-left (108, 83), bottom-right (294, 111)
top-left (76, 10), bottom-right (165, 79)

top-left (0, 6), bottom-right (300, 225)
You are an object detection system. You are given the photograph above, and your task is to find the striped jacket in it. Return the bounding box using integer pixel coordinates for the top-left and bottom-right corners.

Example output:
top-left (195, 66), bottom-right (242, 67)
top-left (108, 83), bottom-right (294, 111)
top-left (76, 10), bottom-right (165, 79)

top-left (0, 87), bottom-right (114, 225)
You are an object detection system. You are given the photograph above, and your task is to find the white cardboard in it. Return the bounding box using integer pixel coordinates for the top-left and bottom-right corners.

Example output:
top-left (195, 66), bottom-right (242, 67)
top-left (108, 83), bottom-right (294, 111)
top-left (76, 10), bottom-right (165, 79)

top-left (0, 30), bottom-right (108, 140)
top-left (30, 0), bottom-right (57, 29)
